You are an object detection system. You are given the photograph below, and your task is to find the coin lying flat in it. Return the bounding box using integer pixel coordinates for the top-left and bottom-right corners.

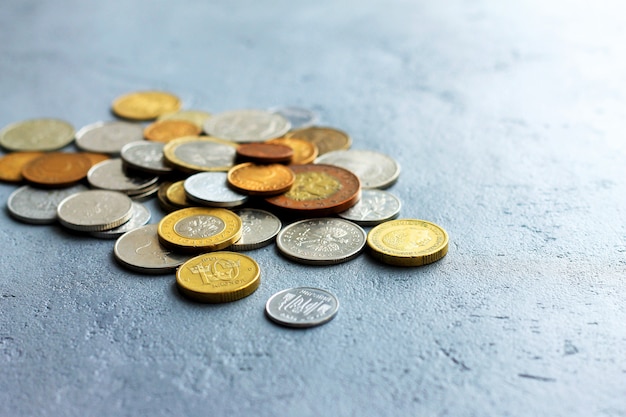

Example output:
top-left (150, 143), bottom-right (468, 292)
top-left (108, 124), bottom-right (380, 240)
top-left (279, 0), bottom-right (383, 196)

top-left (7, 184), bottom-right (88, 224)
top-left (90, 202), bottom-right (151, 239)
top-left (338, 189), bottom-right (401, 226)
top-left (366, 219), bottom-right (449, 266)
top-left (165, 180), bottom-right (192, 209)
top-left (75, 121), bottom-right (144, 154)
top-left (269, 106), bottom-right (319, 130)
top-left (22, 152), bottom-right (92, 187)
top-left (229, 208), bottom-right (282, 251)
top-left (163, 136), bottom-right (237, 173)
top-left (87, 158), bottom-right (159, 195)
top-left (315, 149), bottom-right (400, 189)
top-left (0, 151), bottom-right (45, 182)
top-left (286, 126), bottom-right (351, 155)
top-left (235, 143), bottom-right (293, 164)
top-left (57, 190), bottom-right (134, 232)
top-left (266, 137), bottom-right (318, 165)
top-left (0, 118), bottom-right (75, 152)
top-left (157, 109), bottom-right (212, 128)
top-left (111, 91), bottom-right (182, 121)
top-left (265, 287), bottom-right (339, 328)
top-left (203, 109), bottom-right (290, 143)
top-left (143, 120), bottom-right (201, 143)
top-left (120, 141), bottom-right (173, 175)
top-left (227, 163), bottom-right (295, 196)
top-left (184, 172), bottom-right (248, 208)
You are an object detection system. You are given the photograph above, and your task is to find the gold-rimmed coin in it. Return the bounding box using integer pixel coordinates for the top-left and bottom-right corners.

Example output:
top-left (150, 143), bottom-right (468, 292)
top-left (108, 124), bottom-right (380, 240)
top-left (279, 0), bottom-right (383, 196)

top-left (157, 109), bottom-right (212, 128)
top-left (286, 126), bottom-right (351, 155)
top-left (366, 219), bottom-right (449, 266)
top-left (0, 118), bottom-right (75, 152)
top-left (163, 136), bottom-right (237, 173)
top-left (111, 91), bottom-right (182, 121)
top-left (165, 180), bottom-right (192, 209)
top-left (144, 120), bottom-right (201, 143)
top-left (0, 152), bottom-right (45, 182)
top-left (266, 137), bottom-right (318, 165)
top-left (22, 152), bottom-right (92, 187)
top-left (176, 251), bottom-right (260, 303)
top-left (227, 163), bottom-right (295, 196)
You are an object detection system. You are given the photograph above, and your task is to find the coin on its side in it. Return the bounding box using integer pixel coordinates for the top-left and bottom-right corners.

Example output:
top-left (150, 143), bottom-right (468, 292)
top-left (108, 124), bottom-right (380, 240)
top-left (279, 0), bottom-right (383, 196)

top-left (184, 172), bottom-right (248, 208)
top-left (338, 189), bottom-right (401, 226)
top-left (0, 152), bottom-right (45, 182)
top-left (22, 152), bottom-right (92, 187)
top-left (286, 126), bottom-right (351, 155)
top-left (315, 149), bottom-right (400, 189)
top-left (229, 208), bottom-right (282, 251)
top-left (90, 202), bottom-right (151, 239)
top-left (144, 120), bottom-right (201, 143)
top-left (269, 106), bottom-right (319, 130)
top-left (75, 121), bottom-right (144, 154)
top-left (7, 184), bottom-right (88, 224)
top-left (157, 109), bottom-right (212, 128)
top-left (266, 137), bottom-right (318, 165)
top-left (203, 109), bottom-right (290, 143)
top-left (120, 141), bottom-right (173, 175)
top-left (236, 143), bottom-right (293, 164)
top-left (265, 287), bottom-right (339, 328)
top-left (227, 163), bottom-right (295, 196)
top-left (0, 118), bottom-right (75, 152)
top-left (57, 190), bottom-right (134, 232)
top-left (111, 91), bottom-right (181, 121)
top-left (366, 219), bottom-right (449, 266)
top-left (163, 136), bottom-right (237, 173)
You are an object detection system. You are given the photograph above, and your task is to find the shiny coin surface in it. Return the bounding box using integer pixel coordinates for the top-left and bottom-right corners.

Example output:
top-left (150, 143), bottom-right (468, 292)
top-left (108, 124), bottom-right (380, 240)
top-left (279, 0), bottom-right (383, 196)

top-left (266, 137), bottom-right (318, 165)
top-left (203, 109), bottom-right (290, 143)
top-left (143, 120), bottom-right (201, 143)
top-left (315, 149), bottom-right (400, 189)
top-left (227, 163), bottom-right (295, 196)
top-left (286, 126), bottom-right (351, 155)
top-left (0, 118), bottom-right (75, 152)
top-left (176, 251), bottom-right (260, 303)
top-left (157, 182), bottom-right (183, 212)
top-left (235, 143), bottom-right (293, 164)
top-left (338, 189), bottom-right (401, 226)
top-left (367, 219), bottom-right (449, 266)
top-left (165, 180), bottom-right (192, 208)
top-left (265, 287), bottom-right (339, 328)
top-left (90, 202), bottom-right (151, 239)
top-left (114, 224), bottom-right (191, 274)
top-left (7, 184), bottom-right (87, 224)
top-left (229, 208), bottom-right (282, 251)
top-left (57, 190), bottom-right (133, 232)
top-left (22, 152), bottom-right (92, 187)
top-left (163, 136), bottom-right (237, 173)
top-left (120, 141), bottom-right (173, 175)
top-left (184, 172), bottom-right (248, 208)
top-left (157, 207), bottom-right (242, 253)
top-left (111, 91), bottom-right (181, 121)
top-left (0, 151), bottom-right (45, 182)
top-left (87, 158), bottom-right (159, 194)
top-left (75, 121), bottom-right (143, 154)
top-left (269, 106), bottom-right (319, 130)
top-left (276, 218), bottom-right (366, 265)
top-left (157, 109), bottom-right (212, 128)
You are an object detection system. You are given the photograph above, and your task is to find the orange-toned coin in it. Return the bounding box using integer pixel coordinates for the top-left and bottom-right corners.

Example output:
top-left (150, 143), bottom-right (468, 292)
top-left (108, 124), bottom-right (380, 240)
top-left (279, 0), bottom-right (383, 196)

top-left (266, 137), bottom-right (318, 165)
top-left (22, 152), bottom-right (92, 187)
top-left (227, 162), bottom-right (295, 196)
top-left (143, 120), bottom-right (201, 143)
top-left (81, 152), bottom-right (109, 167)
top-left (236, 143), bottom-right (293, 164)
top-left (0, 151), bottom-right (45, 182)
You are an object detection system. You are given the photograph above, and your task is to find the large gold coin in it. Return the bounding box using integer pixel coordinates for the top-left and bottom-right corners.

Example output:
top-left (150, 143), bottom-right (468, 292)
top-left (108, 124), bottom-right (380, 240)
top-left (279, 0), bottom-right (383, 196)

top-left (286, 126), bottom-right (351, 155)
top-left (266, 137), bottom-right (318, 165)
top-left (111, 91), bottom-right (182, 121)
top-left (176, 251), bottom-right (260, 303)
top-left (227, 162), bottom-right (295, 196)
top-left (367, 219), bottom-right (449, 266)
top-left (0, 152), bottom-right (44, 182)
top-left (157, 207), bottom-right (242, 253)
top-left (144, 120), bottom-right (201, 143)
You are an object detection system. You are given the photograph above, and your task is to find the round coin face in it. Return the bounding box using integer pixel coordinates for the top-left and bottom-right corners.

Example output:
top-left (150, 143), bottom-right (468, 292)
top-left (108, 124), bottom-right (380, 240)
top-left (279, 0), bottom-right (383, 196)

top-left (87, 158), bottom-right (159, 194)
top-left (0, 118), bottom-right (75, 152)
top-left (229, 208), bottom-right (282, 251)
top-left (203, 109), bottom-right (290, 143)
top-left (184, 172), bottom-right (248, 208)
top-left (111, 91), bottom-right (182, 121)
top-left (366, 219), bottom-right (449, 266)
top-left (315, 149), bottom-right (400, 189)
top-left (163, 136), bottom-right (237, 173)
top-left (235, 143), bottom-right (293, 164)
top-left (0, 151), bottom-right (45, 182)
top-left (22, 152), bottom-right (92, 187)
top-left (286, 126), bottom-right (351, 155)
top-left (143, 120), bottom-right (201, 143)
top-left (268, 106), bottom-right (319, 130)
top-left (265, 287), bottom-right (339, 328)
top-left (90, 202), bottom-right (151, 239)
top-left (338, 189), bottom-right (401, 226)
top-left (120, 140), bottom-right (173, 175)
top-left (227, 163), bottom-right (295, 196)
top-left (266, 137), bottom-right (318, 165)
top-left (7, 184), bottom-right (88, 224)
top-left (75, 121), bottom-right (144, 154)
top-left (57, 190), bottom-right (134, 232)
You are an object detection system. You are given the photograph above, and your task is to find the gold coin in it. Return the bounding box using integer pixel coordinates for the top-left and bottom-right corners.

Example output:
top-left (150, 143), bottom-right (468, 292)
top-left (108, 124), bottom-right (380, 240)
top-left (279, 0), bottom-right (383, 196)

top-left (367, 219), bottom-right (448, 266)
top-left (163, 136), bottom-right (237, 173)
top-left (165, 180), bottom-right (191, 208)
top-left (111, 91), bottom-right (182, 121)
top-left (176, 251), bottom-right (260, 303)
top-left (227, 162), bottom-right (295, 196)
top-left (157, 207), bottom-right (242, 253)
top-left (0, 118), bottom-right (75, 152)
top-left (144, 120), bottom-right (201, 143)
top-left (266, 137), bottom-right (318, 165)
top-left (0, 151), bottom-right (44, 182)
top-left (157, 109), bottom-right (212, 128)
top-left (157, 182), bottom-right (181, 212)
top-left (285, 126), bottom-right (351, 155)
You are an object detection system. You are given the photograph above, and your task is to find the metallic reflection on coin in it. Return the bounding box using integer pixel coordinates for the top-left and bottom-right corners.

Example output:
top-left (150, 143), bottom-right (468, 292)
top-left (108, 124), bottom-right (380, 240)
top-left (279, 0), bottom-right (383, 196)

top-left (184, 172), bottom-right (248, 208)
top-left (268, 106), bottom-right (318, 130)
top-left (203, 109), bottom-right (290, 143)
top-left (163, 136), bottom-right (237, 173)
top-left (338, 189), bottom-right (401, 226)
top-left (7, 184), bottom-right (87, 224)
top-left (0, 118), bottom-right (75, 151)
top-left (87, 158), bottom-right (159, 194)
top-left (57, 190), bottom-right (134, 232)
top-left (90, 202), bottom-right (151, 239)
top-left (75, 121), bottom-right (143, 155)
top-left (229, 208), bottom-right (282, 251)
top-left (315, 149), bottom-right (400, 189)
top-left (120, 141), bottom-right (173, 175)
top-left (265, 287), bottom-right (339, 328)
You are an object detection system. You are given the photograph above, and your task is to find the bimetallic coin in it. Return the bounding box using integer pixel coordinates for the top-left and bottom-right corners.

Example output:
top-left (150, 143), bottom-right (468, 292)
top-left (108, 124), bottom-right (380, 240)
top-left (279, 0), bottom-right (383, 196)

top-left (144, 120), bottom-right (201, 143)
top-left (367, 219), bottom-right (449, 266)
top-left (338, 189), bottom-right (401, 226)
top-left (227, 163), bottom-right (295, 196)
top-left (286, 126), bottom-right (351, 155)
top-left (235, 143), bottom-right (293, 164)
top-left (87, 158), bottom-right (159, 194)
top-left (157, 109), bottom-right (212, 128)
top-left (265, 287), bottom-right (339, 328)
top-left (184, 172), bottom-right (248, 208)
top-left (22, 152), bottom-right (92, 187)
top-left (163, 136), bottom-right (237, 173)
top-left (111, 91), bottom-right (182, 121)
top-left (75, 121), bottom-right (144, 154)
top-left (0, 118), bottom-right (75, 152)
top-left (203, 109), bottom-right (290, 143)
top-left (7, 184), bottom-right (88, 224)
top-left (268, 106), bottom-right (319, 130)
top-left (266, 137), bottom-right (318, 165)
top-left (315, 149), bottom-right (400, 189)
top-left (276, 218), bottom-right (366, 265)
top-left (229, 209), bottom-right (282, 251)
top-left (90, 202), bottom-right (151, 239)
top-left (57, 190), bottom-right (134, 232)
top-left (176, 251), bottom-right (260, 303)
top-left (0, 152), bottom-right (45, 182)
top-left (120, 141), bottom-right (173, 175)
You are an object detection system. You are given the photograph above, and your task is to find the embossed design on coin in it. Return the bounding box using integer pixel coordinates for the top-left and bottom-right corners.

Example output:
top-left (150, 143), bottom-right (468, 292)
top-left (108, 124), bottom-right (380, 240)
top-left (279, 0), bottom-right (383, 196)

top-left (227, 163), bottom-right (295, 196)
top-left (120, 141), bottom-right (172, 175)
top-left (184, 172), bottom-right (248, 208)
top-left (7, 184), bottom-right (87, 224)
top-left (57, 190), bottom-right (134, 232)
top-left (265, 287), bottom-right (339, 328)
top-left (315, 149), bottom-right (400, 189)
top-left (87, 158), bottom-right (158, 194)
top-left (90, 202), bottom-right (151, 239)
top-left (286, 171), bottom-right (341, 201)
top-left (174, 215), bottom-right (226, 238)
top-left (230, 208), bottom-right (282, 251)
top-left (338, 189), bottom-right (401, 226)
top-left (203, 109), bottom-right (290, 143)
top-left (163, 136), bottom-right (237, 173)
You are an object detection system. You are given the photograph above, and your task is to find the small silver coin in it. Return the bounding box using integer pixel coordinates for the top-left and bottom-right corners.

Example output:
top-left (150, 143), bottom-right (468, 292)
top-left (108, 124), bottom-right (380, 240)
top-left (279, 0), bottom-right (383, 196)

top-left (203, 109), bottom-right (291, 143)
top-left (184, 172), bottom-right (248, 208)
top-left (268, 106), bottom-right (319, 130)
top-left (87, 158), bottom-right (159, 194)
top-left (120, 140), bottom-right (173, 175)
top-left (315, 149), bottom-right (400, 189)
top-left (57, 190), bottom-right (134, 232)
top-left (229, 208), bottom-right (282, 251)
top-left (337, 189), bottom-right (401, 226)
top-left (75, 121), bottom-right (143, 155)
top-left (7, 184), bottom-right (88, 224)
top-left (90, 202), bottom-right (151, 239)
top-left (114, 224), bottom-right (191, 273)
top-left (265, 287), bottom-right (339, 328)
top-left (276, 218), bottom-right (366, 265)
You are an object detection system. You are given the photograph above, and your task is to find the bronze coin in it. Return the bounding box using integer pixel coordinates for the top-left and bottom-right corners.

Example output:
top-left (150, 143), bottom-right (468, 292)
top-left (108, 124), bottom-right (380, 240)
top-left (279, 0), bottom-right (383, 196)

top-left (265, 164), bottom-right (361, 216)
top-left (22, 152), bottom-right (92, 187)
top-left (227, 162), bottom-right (295, 196)
top-left (0, 151), bottom-right (45, 182)
top-left (236, 143), bottom-right (293, 164)
top-left (144, 120), bottom-right (201, 143)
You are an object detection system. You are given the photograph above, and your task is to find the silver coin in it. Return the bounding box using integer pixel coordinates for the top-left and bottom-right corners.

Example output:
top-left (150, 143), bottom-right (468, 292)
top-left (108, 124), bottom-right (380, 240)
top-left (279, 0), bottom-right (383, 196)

top-left (90, 202), bottom-right (151, 239)
top-left (87, 158), bottom-right (159, 194)
top-left (75, 121), bottom-right (143, 155)
top-left (57, 190), bottom-right (134, 232)
top-left (203, 109), bottom-right (291, 143)
top-left (268, 106), bottom-right (319, 130)
top-left (0, 118), bottom-right (75, 151)
top-left (114, 224), bottom-right (191, 273)
top-left (7, 184), bottom-right (88, 224)
top-left (315, 149), bottom-right (400, 189)
top-left (276, 218), bottom-right (366, 265)
top-left (184, 172), bottom-right (248, 208)
top-left (120, 140), bottom-right (173, 175)
top-left (265, 287), bottom-right (339, 328)
top-left (229, 208), bottom-right (282, 251)
top-left (167, 137), bottom-right (237, 172)
top-left (337, 189), bottom-right (401, 226)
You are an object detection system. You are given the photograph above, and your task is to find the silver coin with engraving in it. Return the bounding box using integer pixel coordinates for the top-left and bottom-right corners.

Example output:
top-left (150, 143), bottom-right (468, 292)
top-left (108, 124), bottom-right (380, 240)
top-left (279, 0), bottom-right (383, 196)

top-left (203, 109), bottom-right (291, 143)
top-left (90, 202), bottom-right (151, 239)
top-left (75, 121), bottom-right (143, 155)
top-left (87, 158), bottom-right (159, 195)
top-left (114, 224), bottom-right (191, 273)
top-left (120, 141), bottom-right (173, 175)
top-left (57, 190), bottom-right (133, 232)
top-left (163, 136), bottom-right (237, 173)
top-left (0, 118), bottom-right (75, 151)
top-left (265, 287), bottom-right (339, 328)
top-left (268, 106), bottom-right (319, 130)
top-left (315, 149), bottom-right (400, 189)
top-left (229, 208), bottom-right (282, 251)
top-left (7, 184), bottom-right (88, 224)
top-left (184, 172), bottom-right (248, 208)
top-left (276, 218), bottom-right (366, 265)
top-left (337, 189), bottom-right (401, 226)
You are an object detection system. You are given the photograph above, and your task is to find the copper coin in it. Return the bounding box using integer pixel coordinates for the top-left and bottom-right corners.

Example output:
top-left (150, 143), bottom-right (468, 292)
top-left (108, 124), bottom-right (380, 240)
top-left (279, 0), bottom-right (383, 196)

top-left (0, 151), bottom-right (45, 182)
top-left (266, 137), bottom-right (318, 165)
top-left (265, 164), bottom-right (361, 216)
top-left (144, 120), bottom-right (201, 143)
top-left (227, 162), bottom-right (295, 196)
top-left (22, 152), bottom-right (93, 187)
top-left (236, 143), bottom-right (293, 164)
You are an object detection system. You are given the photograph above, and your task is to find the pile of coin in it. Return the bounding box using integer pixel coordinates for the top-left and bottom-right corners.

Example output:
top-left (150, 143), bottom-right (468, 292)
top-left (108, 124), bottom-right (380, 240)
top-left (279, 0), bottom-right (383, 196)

top-left (0, 90), bottom-right (449, 328)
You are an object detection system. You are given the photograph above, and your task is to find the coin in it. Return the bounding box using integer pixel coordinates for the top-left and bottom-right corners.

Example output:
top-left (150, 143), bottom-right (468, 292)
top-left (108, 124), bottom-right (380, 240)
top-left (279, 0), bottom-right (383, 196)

top-left (227, 163), bottom-right (295, 196)
top-left (111, 91), bottom-right (181, 121)
top-left (75, 121), bottom-right (144, 154)
top-left (184, 172), bottom-right (248, 208)
top-left (157, 207), bottom-right (242, 253)
top-left (366, 219), bottom-right (449, 266)
top-left (114, 224), bottom-right (191, 274)
top-left (176, 251), bottom-right (260, 303)
top-left (286, 126), bottom-right (351, 155)
top-left (203, 109), bottom-right (290, 143)
top-left (143, 120), bottom-right (201, 143)
top-left (276, 218), bottom-right (366, 265)
top-left (7, 184), bottom-right (87, 224)
top-left (81, 152), bottom-right (110, 167)
top-left (0, 151), bottom-right (45, 182)
top-left (266, 137), bottom-right (318, 165)
top-left (338, 189), bottom-right (401, 226)
top-left (22, 152), bottom-right (92, 187)
top-left (268, 106), bottom-right (319, 130)
top-left (157, 109), bottom-right (212, 128)
top-left (235, 143), bottom-right (293, 164)
top-left (90, 202), bottom-right (151, 239)
top-left (0, 118), bottom-right (75, 152)
top-left (229, 208), bottom-right (282, 251)
top-left (165, 180), bottom-right (192, 208)
top-left (57, 190), bottom-right (134, 232)
top-left (120, 141), bottom-right (173, 175)
top-left (87, 158), bottom-right (159, 194)
top-left (315, 149), bottom-right (400, 189)
top-left (265, 164), bottom-right (361, 217)
top-left (163, 136), bottom-right (237, 173)
top-left (157, 182), bottom-right (183, 212)
top-left (265, 287), bottom-right (339, 328)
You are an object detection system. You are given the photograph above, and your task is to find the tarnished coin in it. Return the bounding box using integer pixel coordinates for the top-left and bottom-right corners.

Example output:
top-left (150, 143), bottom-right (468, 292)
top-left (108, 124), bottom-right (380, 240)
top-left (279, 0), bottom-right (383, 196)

top-left (57, 190), bottom-right (133, 232)
top-left (236, 143), bottom-right (293, 164)
top-left (276, 218), bottom-right (366, 265)
top-left (315, 149), bottom-right (400, 189)
top-left (7, 184), bottom-right (87, 224)
top-left (338, 189), bottom-right (401, 226)
top-left (22, 152), bottom-right (92, 187)
top-left (176, 251), bottom-right (260, 303)
top-left (163, 136), bottom-right (237, 173)
top-left (286, 126), bottom-right (351, 155)
top-left (143, 120), bottom-right (201, 143)
top-left (203, 109), bottom-right (290, 143)
top-left (265, 287), bottom-right (339, 328)
top-left (157, 109), bottom-right (212, 128)
top-left (75, 121), bottom-right (144, 154)
top-left (367, 219), bottom-right (449, 266)
top-left (90, 202), bottom-right (151, 239)
top-left (111, 91), bottom-right (181, 121)
top-left (114, 224), bottom-right (191, 274)
top-left (0, 118), bottom-right (75, 152)
top-left (266, 137), bottom-right (318, 165)
top-left (268, 106), bottom-right (319, 130)
top-left (0, 151), bottom-right (45, 182)
top-left (87, 158), bottom-right (159, 194)
top-left (229, 208), bottom-right (282, 251)
top-left (184, 172), bottom-right (248, 208)
top-left (165, 180), bottom-right (192, 209)
top-left (227, 163), bottom-right (295, 196)
top-left (120, 141), bottom-right (173, 175)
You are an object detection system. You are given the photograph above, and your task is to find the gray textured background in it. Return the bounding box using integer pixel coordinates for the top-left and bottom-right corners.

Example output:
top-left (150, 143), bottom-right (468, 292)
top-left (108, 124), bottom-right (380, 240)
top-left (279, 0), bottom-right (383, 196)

top-left (1, 0), bottom-right (625, 416)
